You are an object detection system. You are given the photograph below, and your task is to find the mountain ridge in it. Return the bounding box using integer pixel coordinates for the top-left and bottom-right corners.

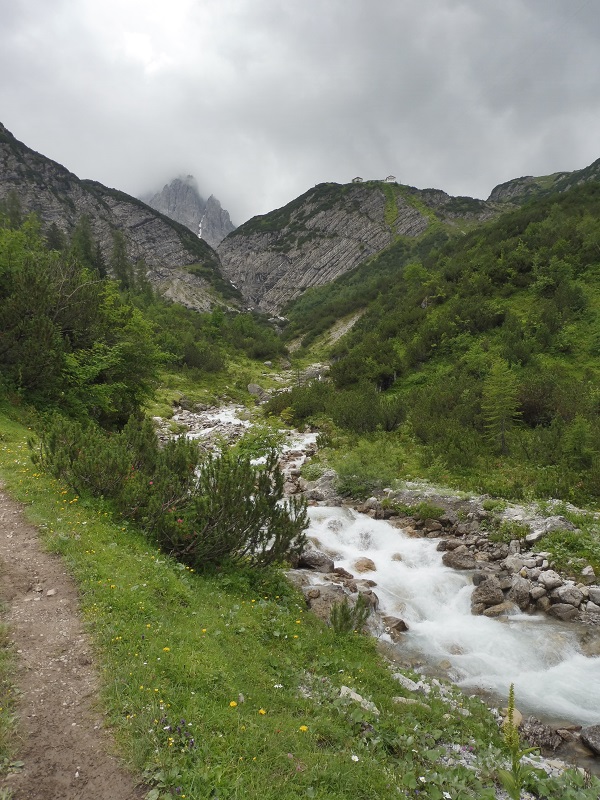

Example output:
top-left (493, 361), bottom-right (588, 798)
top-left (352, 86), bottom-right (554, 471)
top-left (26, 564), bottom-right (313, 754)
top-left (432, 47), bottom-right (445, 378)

top-left (0, 122), bottom-right (238, 311)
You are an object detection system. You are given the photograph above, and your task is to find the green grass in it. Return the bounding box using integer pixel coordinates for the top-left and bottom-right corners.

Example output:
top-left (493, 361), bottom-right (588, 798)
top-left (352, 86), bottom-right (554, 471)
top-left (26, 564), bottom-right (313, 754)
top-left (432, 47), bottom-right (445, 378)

top-left (0, 617), bottom-right (17, 771)
top-left (146, 356), bottom-right (288, 419)
top-left (1, 406), bottom-right (599, 799)
top-left (0, 408), bottom-right (513, 799)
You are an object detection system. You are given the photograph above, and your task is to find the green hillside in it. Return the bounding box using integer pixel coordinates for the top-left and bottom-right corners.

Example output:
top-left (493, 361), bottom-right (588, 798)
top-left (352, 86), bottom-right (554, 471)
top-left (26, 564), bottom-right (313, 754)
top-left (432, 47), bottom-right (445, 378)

top-left (278, 181), bottom-right (600, 505)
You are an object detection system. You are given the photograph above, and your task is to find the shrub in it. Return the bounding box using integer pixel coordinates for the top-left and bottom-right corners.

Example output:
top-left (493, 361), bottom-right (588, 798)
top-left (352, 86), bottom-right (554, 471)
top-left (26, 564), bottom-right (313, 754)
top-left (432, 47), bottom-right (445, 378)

top-left (33, 414), bottom-right (308, 570)
top-left (329, 594), bottom-right (371, 634)
top-left (151, 450), bottom-right (308, 570)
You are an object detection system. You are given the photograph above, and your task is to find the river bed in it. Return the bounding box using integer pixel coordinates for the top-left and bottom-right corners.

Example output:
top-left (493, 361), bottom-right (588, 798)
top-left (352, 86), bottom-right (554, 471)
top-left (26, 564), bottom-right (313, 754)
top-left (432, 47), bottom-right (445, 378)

top-left (306, 505), bottom-right (600, 729)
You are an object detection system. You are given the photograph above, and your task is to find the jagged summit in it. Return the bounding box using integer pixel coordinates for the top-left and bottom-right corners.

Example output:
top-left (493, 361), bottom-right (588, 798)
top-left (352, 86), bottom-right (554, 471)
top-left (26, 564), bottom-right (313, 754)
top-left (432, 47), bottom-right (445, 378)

top-left (141, 176), bottom-right (235, 249)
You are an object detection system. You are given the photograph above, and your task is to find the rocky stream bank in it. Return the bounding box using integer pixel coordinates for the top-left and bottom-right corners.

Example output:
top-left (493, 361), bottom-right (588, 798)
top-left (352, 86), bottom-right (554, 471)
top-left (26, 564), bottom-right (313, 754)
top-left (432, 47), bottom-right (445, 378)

top-left (155, 402), bottom-right (600, 779)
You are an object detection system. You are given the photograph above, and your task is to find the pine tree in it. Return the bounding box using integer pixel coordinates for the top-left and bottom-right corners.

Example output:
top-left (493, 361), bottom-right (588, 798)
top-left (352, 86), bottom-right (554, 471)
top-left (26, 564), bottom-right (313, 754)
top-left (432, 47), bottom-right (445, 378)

top-left (481, 358), bottom-right (520, 454)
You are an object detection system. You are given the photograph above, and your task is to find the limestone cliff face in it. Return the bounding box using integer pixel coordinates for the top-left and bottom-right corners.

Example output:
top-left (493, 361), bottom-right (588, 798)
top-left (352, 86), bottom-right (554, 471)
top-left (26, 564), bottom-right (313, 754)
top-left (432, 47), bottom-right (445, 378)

top-left (200, 195), bottom-right (236, 250)
top-left (142, 177), bottom-right (235, 249)
top-left (0, 123), bottom-right (237, 311)
top-left (141, 175), bottom-right (207, 233)
top-left (217, 181), bottom-right (492, 313)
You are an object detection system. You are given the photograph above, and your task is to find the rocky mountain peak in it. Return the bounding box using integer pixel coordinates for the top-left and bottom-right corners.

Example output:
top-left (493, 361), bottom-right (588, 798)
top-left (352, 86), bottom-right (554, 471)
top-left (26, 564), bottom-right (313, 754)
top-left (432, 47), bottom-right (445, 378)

top-left (200, 195), bottom-right (235, 250)
top-left (141, 176), bottom-right (235, 248)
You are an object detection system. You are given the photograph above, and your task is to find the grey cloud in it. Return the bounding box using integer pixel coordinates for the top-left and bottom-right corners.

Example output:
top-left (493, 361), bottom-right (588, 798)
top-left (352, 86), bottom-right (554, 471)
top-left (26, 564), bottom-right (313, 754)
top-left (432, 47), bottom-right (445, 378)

top-left (1, 0), bottom-right (600, 223)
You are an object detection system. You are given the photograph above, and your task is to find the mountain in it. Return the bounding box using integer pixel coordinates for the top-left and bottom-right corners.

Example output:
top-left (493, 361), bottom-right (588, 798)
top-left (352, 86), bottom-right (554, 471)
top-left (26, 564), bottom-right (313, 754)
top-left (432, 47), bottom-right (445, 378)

top-left (218, 159), bottom-right (600, 314)
top-left (141, 176), bottom-right (236, 249)
top-left (0, 123), bottom-right (239, 311)
top-left (273, 177), bottom-right (600, 504)
top-left (217, 180), bottom-right (504, 314)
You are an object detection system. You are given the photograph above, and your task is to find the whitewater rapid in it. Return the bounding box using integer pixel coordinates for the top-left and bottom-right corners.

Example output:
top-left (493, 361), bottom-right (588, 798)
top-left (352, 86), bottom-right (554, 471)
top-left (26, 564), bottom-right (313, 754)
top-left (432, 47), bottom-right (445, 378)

top-left (307, 505), bottom-right (600, 726)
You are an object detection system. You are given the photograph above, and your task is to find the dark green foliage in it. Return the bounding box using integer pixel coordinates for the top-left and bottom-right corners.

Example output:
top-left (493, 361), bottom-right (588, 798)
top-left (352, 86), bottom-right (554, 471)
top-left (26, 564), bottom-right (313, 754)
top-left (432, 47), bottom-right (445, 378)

top-left (0, 217), bottom-right (162, 423)
top-left (329, 594), bottom-right (371, 634)
top-left (45, 222), bottom-right (67, 252)
top-left (481, 359), bottom-right (521, 454)
top-left (0, 190), bottom-right (24, 229)
top-left (142, 301), bottom-right (284, 367)
top-left (34, 414), bottom-right (308, 571)
top-left (265, 380), bottom-right (405, 435)
top-left (110, 229), bottom-right (133, 289)
top-left (151, 450), bottom-right (308, 569)
top-left (280, 179), bottom-right (600, 502)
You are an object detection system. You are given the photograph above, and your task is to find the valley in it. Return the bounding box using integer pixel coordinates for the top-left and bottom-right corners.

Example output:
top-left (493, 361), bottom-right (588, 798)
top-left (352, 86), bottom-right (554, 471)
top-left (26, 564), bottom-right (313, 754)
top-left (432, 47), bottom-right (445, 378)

top-left (1, 123), bottom-right (600, 798)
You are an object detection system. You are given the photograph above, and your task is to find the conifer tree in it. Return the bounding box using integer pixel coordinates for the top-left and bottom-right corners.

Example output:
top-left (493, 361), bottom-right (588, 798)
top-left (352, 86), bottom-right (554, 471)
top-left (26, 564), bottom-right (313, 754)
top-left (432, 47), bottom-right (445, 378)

top-left (481, 358), bottom-right (520, 454)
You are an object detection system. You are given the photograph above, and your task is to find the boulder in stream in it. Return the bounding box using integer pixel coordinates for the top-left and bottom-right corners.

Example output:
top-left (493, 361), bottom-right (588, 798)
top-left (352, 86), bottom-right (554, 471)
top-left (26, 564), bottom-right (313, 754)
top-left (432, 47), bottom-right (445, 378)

top-left (442, 550), bottom-right (477, 570)
top-left (580, 725), bottom-right (600, 755)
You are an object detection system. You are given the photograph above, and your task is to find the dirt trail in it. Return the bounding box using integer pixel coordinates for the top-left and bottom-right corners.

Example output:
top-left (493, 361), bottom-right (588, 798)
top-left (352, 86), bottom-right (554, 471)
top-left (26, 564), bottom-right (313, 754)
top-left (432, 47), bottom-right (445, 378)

top-left (0, 487), bottom-right (145, 800)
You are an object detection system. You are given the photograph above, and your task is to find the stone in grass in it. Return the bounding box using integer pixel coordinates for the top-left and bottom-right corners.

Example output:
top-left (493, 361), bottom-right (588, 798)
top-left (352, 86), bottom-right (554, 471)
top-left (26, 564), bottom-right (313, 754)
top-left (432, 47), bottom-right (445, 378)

top-left (391, 673), bottom-right (420, 693)
top-left (392, 696), bottom-right (431, 712)
top-left (339, 686), bottom-right (379, 716)
top-left (391, 674), bottom-right (431, 695)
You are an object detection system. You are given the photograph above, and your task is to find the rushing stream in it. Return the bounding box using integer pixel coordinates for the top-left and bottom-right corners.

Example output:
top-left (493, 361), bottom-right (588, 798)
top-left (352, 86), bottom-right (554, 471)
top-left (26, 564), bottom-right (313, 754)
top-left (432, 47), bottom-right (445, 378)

top-left (306, 505), bottom-right (600, 728)
top-left (175, 403), bottom-right (600, 730)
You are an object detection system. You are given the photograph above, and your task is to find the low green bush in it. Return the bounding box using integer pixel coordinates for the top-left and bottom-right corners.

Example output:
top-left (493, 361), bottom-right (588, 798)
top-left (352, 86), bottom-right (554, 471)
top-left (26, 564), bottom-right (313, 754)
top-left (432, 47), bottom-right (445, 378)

top-left (329, 594), bottom-right (371, 635)
top-left (32, 414), bottom-right (308, 570)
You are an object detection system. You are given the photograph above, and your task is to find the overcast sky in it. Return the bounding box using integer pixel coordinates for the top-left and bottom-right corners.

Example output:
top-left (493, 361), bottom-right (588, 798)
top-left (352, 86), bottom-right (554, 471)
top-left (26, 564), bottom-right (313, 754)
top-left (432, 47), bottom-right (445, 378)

top-left (1, 0), bottom-right (598, 223)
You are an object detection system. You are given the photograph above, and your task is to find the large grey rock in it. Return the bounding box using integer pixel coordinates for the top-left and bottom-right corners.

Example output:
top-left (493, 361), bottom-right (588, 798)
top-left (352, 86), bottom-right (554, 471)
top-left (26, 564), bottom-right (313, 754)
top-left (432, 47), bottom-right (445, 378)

top-left (383, 615), bottom-right (409, 641)
top-left (471, 577), bottom-right (505, 607)
top-left (142, 177), bottom-right (235, 248)
top-left (581, 565), bottom-right (596, 585)
top-left (588, 586), bottom-right (600, 604)
top-left (502, 555), bottom-right (525, 573)
top-left (520, 718), bottom-right (563, 750)
top-left (580, 725), bottom-right (600, 755)
top-left (550, 584), bottom-right (583, 607)
top-left (247, 383), bottom-right (270, 402)
top-left (303, 583), bottom-right (346, 622)
top-left (442, 550), bottom-right (477, 570)
top-left (537, 570), bottom-right (563, 591)
top-left (547, 603), bottom-right (579, 622)
top-left (507, 576), bottom-right (532, 610)
top-left (530, 585), bottom-right (547, 601)
top-left (297, 548), bottom-right (335, 573)
top-left (483, 601), bottom-right (519, 618)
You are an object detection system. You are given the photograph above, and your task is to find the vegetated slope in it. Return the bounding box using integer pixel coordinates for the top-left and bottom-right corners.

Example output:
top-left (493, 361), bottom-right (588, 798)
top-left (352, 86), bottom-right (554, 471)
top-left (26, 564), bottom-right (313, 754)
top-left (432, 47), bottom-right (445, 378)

top-left (219, 158), bottom-right (600, 316)
top-left (486, 158), bottom-right (600, 204)
top-left (279, 180), bottom-right (600, 504)
top-left (217, 180), bottom-right (501, 314)
top-left (0, 122), bottom-right (239, 311)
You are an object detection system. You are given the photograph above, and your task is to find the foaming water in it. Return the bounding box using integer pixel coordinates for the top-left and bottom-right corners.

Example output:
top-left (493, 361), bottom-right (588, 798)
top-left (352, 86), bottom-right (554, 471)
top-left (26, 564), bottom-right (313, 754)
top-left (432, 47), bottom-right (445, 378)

top-left (307, 506), bottom-right (600, 726)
